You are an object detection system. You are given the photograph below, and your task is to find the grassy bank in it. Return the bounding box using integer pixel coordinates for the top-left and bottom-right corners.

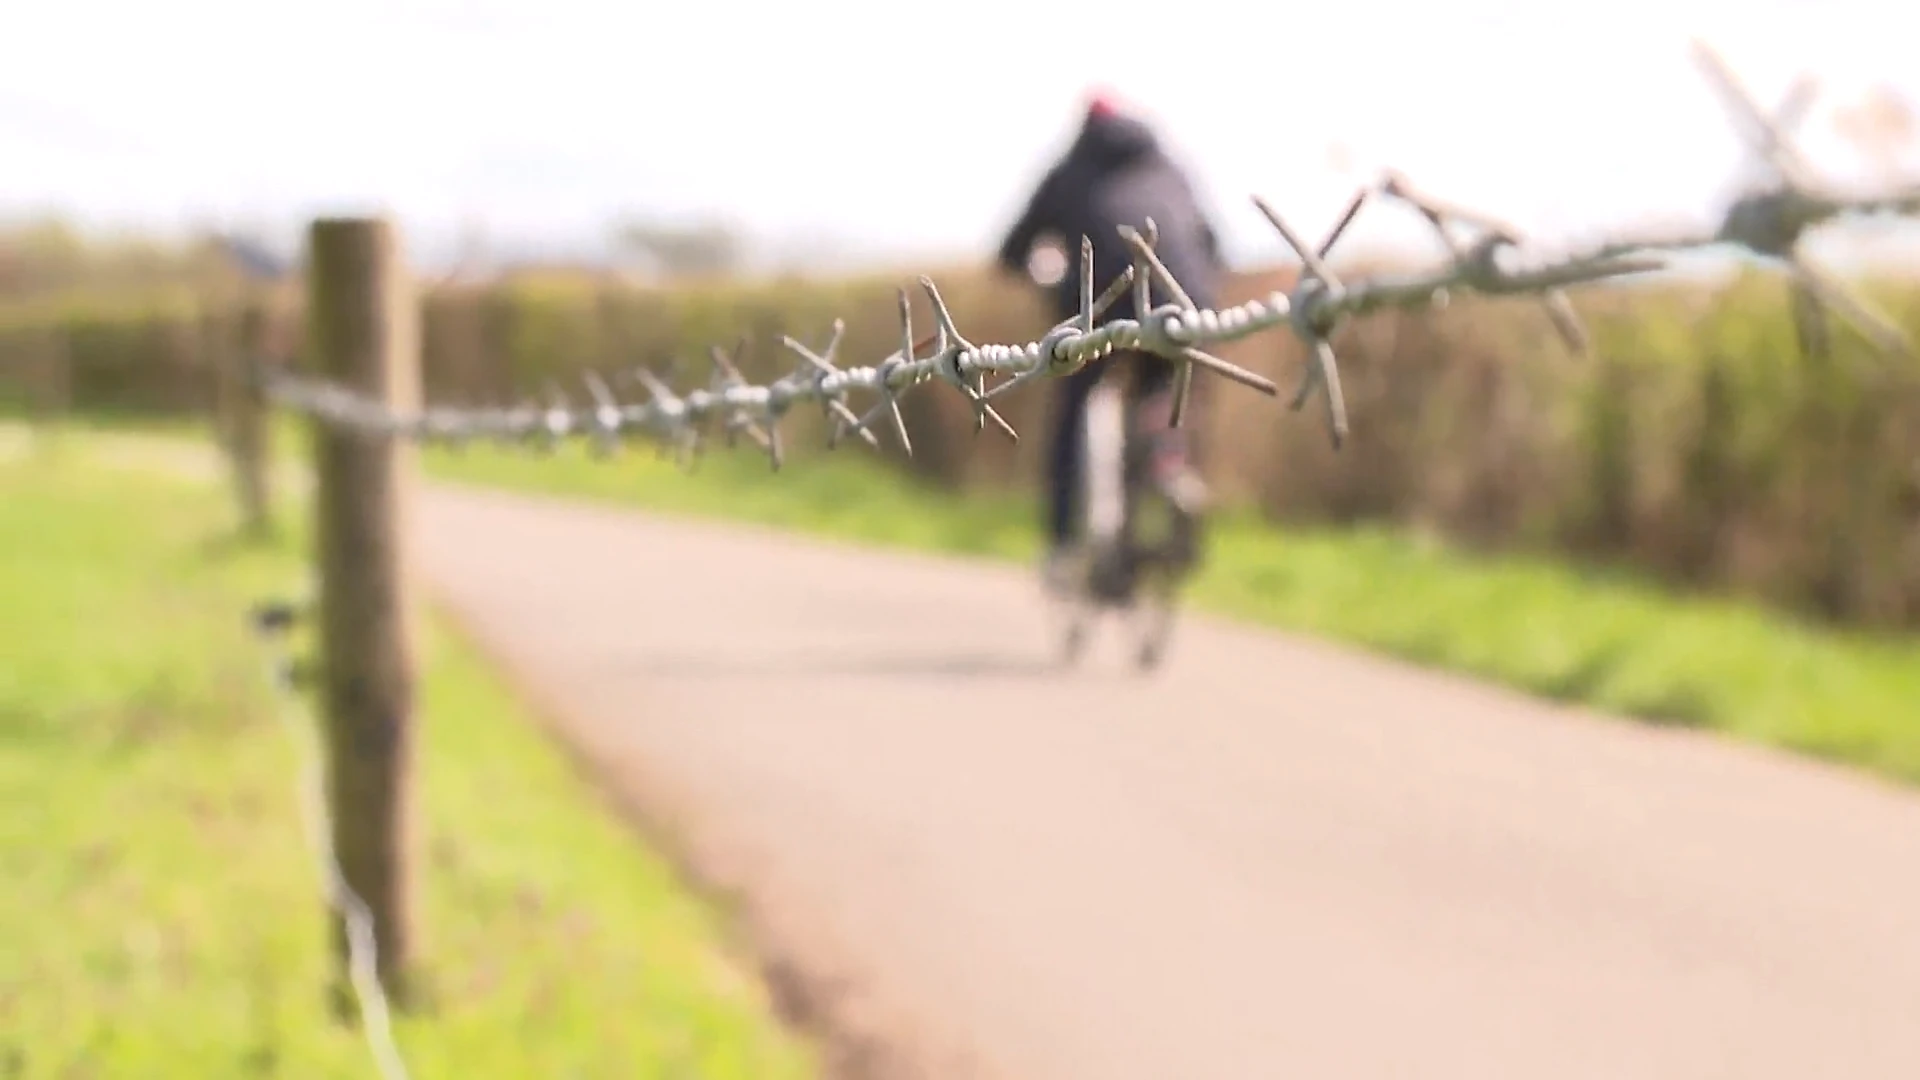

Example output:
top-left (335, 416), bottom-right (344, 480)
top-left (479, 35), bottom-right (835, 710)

top-left (425, 439), bottom-right (1920, 786)
top-left (0, 453), bottom-right (816, 1078)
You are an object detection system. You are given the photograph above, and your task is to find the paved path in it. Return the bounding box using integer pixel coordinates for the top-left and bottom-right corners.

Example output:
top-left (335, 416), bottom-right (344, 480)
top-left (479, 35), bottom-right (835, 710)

top-left (419, 483), bottom-right (1920, 1080)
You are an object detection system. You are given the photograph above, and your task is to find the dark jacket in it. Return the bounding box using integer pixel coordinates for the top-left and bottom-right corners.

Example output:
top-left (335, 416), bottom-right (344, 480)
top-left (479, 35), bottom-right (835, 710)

top-left (996, 112), bottom-right (1223, 325)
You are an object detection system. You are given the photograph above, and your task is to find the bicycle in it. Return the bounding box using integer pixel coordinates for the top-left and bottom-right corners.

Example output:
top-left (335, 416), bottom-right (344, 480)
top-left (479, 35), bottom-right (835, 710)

top-left (1049, 355), bottom-right (1203, 672)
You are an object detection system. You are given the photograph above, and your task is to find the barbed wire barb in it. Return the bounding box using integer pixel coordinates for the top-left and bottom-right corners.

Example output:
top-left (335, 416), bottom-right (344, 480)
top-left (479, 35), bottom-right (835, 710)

top-left (1690, 38), bottom-right (1820, 190)
top-left (1377, 169), bottom-right (1592, 357)
top-left (580, 370), bottom-right (623, 458)
top-left (777, 319), bottom-right (883, 453)
top-left (1115, 222), bottom-right (1278, 426)
top-left (1251, 190), bottom-right (1363, 447)
top-left (916, 275), bottom-right (1021, 443)
top-left (976, 237), bottom-right (1138, 405)
top-left (705, 338), bottom-right (781, 467)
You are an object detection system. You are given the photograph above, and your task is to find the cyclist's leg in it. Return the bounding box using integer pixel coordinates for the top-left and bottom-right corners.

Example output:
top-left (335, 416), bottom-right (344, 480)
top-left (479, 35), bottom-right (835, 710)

top-left (1043, 362), bottom-right (1103, 588)
top-left (1126, 351), bottom-right (1210, 515)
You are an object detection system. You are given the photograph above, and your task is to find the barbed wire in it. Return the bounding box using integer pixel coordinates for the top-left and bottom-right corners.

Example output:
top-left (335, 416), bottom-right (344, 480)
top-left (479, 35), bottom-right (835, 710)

top-left (266, 198), bottom-right (1659, 455)
top-left (1579, 40), bottom-right (1920, 360)
top-left (262, 39), bottom-right (1920, 458)
top-left (247, 599), bottom-right (414, 1080)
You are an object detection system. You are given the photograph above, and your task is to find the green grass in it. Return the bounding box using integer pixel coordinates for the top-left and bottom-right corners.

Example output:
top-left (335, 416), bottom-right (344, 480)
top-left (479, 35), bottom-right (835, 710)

top-left (0, 453), bottom-right (816, 1078)
top-left (424, 438), bottom-right (1920, 786)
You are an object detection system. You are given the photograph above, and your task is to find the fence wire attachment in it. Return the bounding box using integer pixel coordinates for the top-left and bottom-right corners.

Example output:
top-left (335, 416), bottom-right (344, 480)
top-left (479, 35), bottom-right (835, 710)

top-left (245, 599), bottom-right (413, 1080)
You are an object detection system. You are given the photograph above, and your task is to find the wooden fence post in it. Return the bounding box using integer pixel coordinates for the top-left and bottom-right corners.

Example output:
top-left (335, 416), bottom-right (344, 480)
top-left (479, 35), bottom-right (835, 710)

top-left (230, 297), bottom-right (277, 536)
top-left (203, 303), bottom-right (235, 453)
top-left (306, 217), bottom-right (422, 1011)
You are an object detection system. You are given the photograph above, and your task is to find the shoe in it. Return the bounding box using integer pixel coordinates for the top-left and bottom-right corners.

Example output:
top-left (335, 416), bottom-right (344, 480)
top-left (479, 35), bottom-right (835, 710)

top-left (1149, 449), bottom-right (1211, 517)
top-left (1160, 467), bottom-right (1210, 517)
top-left (1143, 427), bottom-right (1210, 517)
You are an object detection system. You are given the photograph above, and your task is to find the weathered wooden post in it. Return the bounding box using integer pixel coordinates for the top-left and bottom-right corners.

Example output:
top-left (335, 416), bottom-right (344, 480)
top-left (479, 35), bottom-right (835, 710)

top-left (203, 301), bottom-right (237, 453)
top-left (229, 297), bottom-right (278, 536)
top-left (305, 216), bottom-right (422, 1012)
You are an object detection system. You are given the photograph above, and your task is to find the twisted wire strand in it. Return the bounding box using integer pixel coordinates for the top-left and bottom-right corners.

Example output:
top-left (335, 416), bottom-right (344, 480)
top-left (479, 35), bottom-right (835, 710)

top-left (264, 190), bottom-right (1660, 455)
top-left (248, 602), bottom-right (413, 1080)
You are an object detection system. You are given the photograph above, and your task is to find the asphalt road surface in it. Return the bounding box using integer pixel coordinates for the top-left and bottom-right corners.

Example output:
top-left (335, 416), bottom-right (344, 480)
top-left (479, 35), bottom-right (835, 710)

top-left (419, 482), bottom-right (1920, 1080)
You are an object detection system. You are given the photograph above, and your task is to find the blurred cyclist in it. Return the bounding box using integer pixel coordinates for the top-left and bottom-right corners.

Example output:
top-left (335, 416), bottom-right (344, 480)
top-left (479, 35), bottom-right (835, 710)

top-left (994, 90), bottom-right (1225, 593)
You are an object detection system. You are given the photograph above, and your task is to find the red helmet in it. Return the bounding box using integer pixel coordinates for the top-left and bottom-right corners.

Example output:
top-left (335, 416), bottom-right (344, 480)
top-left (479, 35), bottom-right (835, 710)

top-left (1085, 88), bottom-right (1123, 121)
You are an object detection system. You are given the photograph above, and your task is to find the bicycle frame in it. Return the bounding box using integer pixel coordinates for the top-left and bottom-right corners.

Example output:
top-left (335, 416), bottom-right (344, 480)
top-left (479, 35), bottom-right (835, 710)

top-left (1057, 363), bottom-right (1189, 670)
top-left (1082, 373), bottom-right (1129, 557)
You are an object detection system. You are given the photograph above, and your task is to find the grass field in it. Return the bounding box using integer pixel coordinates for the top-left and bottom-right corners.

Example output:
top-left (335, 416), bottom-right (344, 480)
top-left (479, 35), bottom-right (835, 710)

top-left (0, 452), bottom-right (815, 1078)
top-left (425, 438), bottom-right (1920, 787)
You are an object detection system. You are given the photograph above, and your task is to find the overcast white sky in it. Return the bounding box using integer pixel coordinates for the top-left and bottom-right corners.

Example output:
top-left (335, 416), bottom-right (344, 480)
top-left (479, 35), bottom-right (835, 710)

top-left (5, 0), bottom-right (1919, 270)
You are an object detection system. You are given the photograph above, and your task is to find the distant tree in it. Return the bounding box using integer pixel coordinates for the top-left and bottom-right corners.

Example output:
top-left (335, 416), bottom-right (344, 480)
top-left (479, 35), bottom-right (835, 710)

top-left (0, 217), bottom-right (87, 294)
top-left (0, 215), bottom-right (224, 299)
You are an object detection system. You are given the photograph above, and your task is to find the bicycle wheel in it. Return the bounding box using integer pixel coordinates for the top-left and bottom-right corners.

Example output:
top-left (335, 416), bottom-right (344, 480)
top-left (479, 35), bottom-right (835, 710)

top-left (1118, 400), bottom-right (1198, 673)
top-left (1053, 373), bottom-right (1134, 666)
top-left (1081, 376), bottom-right (1130, 572)
top-left (1057, 597), bottom-right (1093, 666)
top-left (1132, 573), bottom-right (1178, 671)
